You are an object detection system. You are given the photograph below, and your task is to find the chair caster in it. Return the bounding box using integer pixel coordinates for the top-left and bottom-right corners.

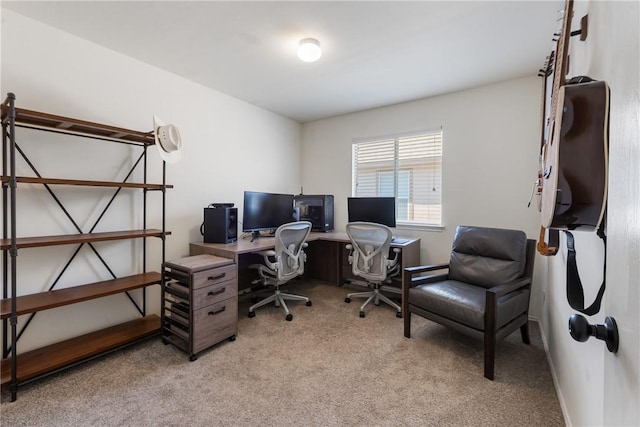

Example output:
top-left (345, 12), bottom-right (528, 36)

top-left (306, 300), bottom-right (312, 306)
top-left (396, 311), bottom-right (402, 318)
top-left (345, 297), bottom-right (351, 303)
top-left (189, 355), bottom-right (198, 362)
top-left (374, 302), bottom-right (380, 306)
top-left (285, 314), bottom-right (293, 321)
top-left (248, 311), bottom-right (256, 318)
top-left (228, 335), bottom-right (236, 341)
top-left (359, 311), bottom-right (365, 318)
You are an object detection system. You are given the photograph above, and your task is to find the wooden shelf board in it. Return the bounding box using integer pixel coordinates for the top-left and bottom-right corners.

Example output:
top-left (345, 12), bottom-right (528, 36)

top-left (1, 315), bottom-right (160, 387)
top-left (1, 105), bottom-right (154, 145)
top-left (0, 272), bottom-right (162, 319)
top-left (1, 176), bottom-right (173, 190)
top-left (0, 229), bottom-right (170, 250)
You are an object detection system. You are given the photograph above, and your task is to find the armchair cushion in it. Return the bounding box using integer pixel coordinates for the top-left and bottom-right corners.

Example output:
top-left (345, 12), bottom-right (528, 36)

top-left (448, 226), bottom-right (527, 288)
top-left (409, 280), bottom-right (530, 330)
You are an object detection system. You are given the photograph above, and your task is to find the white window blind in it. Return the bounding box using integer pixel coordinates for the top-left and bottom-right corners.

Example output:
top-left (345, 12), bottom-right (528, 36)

top-left (352, 130), bottom-right (442, 226)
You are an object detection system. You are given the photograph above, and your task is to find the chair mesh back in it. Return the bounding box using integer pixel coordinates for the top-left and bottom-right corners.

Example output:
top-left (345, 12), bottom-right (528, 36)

top-left (274, 221), bottom-right (311, 282)
top-left (346, 222), bottom-right (393, 283)
top-left (448, 225), bottom-right (527, 288)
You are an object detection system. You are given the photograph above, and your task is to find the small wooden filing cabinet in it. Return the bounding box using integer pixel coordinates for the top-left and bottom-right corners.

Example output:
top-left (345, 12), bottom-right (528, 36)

top-left (162, 254), bottom-right (237, 360)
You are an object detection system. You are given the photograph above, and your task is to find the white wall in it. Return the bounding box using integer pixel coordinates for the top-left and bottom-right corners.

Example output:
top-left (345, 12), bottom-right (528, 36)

top-left (538, 1), bottom-right (640, 426)
top-left (301, 76), bottom-right (544, 314)
top-left (1, 10), bottom-right (302, 352)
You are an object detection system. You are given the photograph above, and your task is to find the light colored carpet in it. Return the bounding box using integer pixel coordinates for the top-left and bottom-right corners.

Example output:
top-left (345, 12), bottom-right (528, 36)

top-left (1, 280), bottom-right (564, 426)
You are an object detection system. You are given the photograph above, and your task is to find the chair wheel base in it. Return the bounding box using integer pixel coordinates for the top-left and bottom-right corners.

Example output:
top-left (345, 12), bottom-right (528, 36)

top-left (248, 311), bottom-right (256, 318)
top-left (306, 301), bottom-right (312, 306)
top-left (345, 297), bottom-right (351, 303)
top-left (359, 311), bottom-right (365, 318)
top-left (285, 314), bottom-right (293, 321)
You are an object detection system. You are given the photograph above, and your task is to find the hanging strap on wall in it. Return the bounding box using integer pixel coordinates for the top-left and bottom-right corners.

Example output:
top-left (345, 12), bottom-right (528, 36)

top-left (564, 220), bottom-right (607, 316)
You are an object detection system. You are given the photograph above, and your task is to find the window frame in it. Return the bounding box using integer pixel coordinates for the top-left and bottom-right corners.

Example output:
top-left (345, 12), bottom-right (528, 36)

top-left (352, 128), bottom-right (443, 229)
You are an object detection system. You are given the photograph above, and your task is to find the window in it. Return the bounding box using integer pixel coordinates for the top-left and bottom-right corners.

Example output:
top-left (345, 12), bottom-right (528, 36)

top-left (352, 129), bottom-right (442, 226)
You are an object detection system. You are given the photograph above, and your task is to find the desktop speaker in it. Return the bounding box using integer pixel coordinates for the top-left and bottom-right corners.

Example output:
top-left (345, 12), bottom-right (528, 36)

top-left (203, 206), bottom-right (237, 243)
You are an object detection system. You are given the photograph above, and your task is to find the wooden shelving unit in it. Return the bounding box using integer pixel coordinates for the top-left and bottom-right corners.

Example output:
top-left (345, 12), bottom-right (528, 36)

top-left (0, 272), bottom-right (163, 319)
top-left (1, 93), bottom-right (171, 401)
top-left (0, 315), bottom-right (160, 387)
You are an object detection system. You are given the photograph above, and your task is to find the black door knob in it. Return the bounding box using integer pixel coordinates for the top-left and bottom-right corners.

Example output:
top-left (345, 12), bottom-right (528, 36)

top-left (568, 314), bottom-right (619, 353)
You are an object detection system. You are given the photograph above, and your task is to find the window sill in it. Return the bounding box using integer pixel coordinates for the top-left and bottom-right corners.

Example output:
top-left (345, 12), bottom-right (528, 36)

top-left (396, 223), bottom-right (445, 232)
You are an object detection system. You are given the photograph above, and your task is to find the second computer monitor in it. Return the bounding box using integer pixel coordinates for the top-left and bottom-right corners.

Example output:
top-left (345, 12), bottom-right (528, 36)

top-left (242, 191), bottom-right (295, 235)
top-left (347, 197), bottom-right (396, 228)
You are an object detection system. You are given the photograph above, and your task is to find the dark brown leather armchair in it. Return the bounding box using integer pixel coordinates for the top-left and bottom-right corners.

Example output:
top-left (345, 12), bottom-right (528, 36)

top-left (402, 225), bottom-right (536, 380)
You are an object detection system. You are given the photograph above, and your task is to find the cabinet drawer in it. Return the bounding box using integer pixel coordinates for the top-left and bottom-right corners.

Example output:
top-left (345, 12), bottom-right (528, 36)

top-left (192, 279), bottom-right (237, 310)
top-left (193, 298), bottom-right (238, 353)
top-left (192, 264), bottom-right (237, 290)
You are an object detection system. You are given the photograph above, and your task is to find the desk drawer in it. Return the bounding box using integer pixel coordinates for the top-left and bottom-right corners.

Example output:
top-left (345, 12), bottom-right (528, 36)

top-left (193, 298), bottom-right (238, 353)
top-left (192, 264), bottom-right (237, 290)
top-left (192, 278), bottom-right (237, 310)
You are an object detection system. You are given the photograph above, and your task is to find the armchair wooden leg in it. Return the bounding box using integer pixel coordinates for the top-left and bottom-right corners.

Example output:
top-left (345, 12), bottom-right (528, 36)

top-left (484, 290), bottom-right (497, 380)
top-left (484, 334), bottom-right (495, 380)
top-left (520, 322), bottom-right (530, 345)
top-left (404, 311), bottom-right (411, 338)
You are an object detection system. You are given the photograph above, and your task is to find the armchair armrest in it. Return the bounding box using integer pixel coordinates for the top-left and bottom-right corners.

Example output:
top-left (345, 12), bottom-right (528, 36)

top-left (403, 263), bottom-right (450, 286)
top-left (485, 276), bottom-right (532, 299)
top-left (404, 263), bottom-right (450, 275)
top-left (484, 276), bottom-right (533, 339)
top-left (402, 263), bottom-right (450, 309)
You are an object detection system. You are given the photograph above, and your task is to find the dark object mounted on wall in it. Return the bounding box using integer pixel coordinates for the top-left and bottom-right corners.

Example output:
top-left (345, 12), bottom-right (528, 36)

top-left (569, 314), bottom-right (619, 353)
top-left (201, 204), bottom-right (237, 243)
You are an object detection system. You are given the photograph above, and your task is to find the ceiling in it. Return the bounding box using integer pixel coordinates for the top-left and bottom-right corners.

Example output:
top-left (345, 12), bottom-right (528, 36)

top-left (2, 1), bottom-right (561, 123)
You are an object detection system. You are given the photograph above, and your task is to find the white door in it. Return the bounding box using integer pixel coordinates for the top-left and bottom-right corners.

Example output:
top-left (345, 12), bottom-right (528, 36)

top-left (599, 1), bottom-right (640, 425)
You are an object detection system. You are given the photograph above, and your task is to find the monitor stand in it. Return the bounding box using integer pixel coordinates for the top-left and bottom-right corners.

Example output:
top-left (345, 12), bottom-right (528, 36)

top-left (249, 230), bottom-right (276, 242)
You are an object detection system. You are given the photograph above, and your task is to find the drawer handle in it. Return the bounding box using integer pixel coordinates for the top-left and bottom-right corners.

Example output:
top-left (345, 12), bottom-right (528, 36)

top-left (207, 273), bottom-right (226, 281)
top-left (208, 306), bottom-right (226, 316)
top-left (207, 288), bottom-right (226, 297)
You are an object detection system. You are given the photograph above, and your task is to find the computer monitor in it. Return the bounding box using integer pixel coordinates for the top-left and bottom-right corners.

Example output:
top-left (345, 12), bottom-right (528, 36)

top-left (347, 197), bottom-right (396, 228)
top-left (242, 191), bottom-right (295, 237)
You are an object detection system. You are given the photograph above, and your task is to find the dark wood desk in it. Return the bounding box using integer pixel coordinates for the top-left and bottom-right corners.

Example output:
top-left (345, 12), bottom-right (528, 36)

top-left (189, 231), bottom-right (421, 292)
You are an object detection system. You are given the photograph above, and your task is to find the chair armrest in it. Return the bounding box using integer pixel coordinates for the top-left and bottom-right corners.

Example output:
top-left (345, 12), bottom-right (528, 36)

top-left (409, 273), bottom-right (449, 286)
top-left (402, 264), bottom-right (450, 322)
top-left (485, 277), bottom-right (532, 299)
top-left (404, 263), bottom-right (450, 274)
top-left (484, 277), bottom-right (532, 337)
top-left (403, 264), bottom-right (449, 291)
top-left (256, 249), bottom-right (276, 257)
top-left (389, 247), bottom-right (401, 260)
top-left (256, 249), bottom-right (277, 270)
top-left (404, 263), bottom-right (450, 276)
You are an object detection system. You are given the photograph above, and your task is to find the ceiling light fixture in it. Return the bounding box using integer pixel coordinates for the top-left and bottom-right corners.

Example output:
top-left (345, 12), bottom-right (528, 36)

top-left (297, 38), bottom-right (322, 63)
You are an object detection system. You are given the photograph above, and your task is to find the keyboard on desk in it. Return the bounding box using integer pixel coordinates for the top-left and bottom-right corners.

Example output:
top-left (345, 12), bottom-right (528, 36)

top-left (391, 237), bottom-right (409, 244)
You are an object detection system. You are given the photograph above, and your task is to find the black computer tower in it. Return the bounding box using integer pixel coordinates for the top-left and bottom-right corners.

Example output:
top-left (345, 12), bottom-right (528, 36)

top-left (294, 195), bottom-right (334, 232)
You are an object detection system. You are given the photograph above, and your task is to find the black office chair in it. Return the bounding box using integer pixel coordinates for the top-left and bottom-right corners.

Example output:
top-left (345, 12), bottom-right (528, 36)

top-left (344, 222), bottom-right (402, 318)
top-left (403, 225), bottom-right (535, 380)
top-left (248, 221), bottom-right (313, 321)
